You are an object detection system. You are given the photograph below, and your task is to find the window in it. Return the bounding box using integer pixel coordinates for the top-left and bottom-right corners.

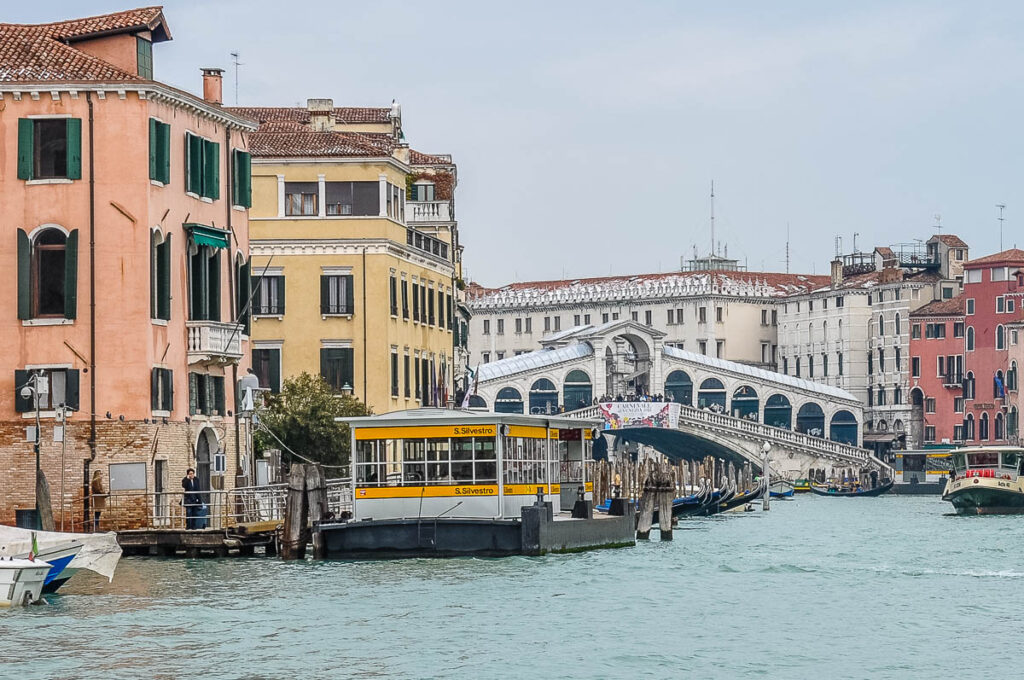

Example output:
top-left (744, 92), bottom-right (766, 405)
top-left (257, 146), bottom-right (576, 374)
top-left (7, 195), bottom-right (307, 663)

top-left (836, 296), bottom-right (844, 308)
top-left (320, 348), bottom-right (354, 392)
top-left (964, 372), bottom-right (976, 400)
top-left (497, 319), bottom-right (504, 335)
top-left (867, 387), bottom-right (873, 407)
top-left (385, 182), bottom-right (405, 221)
top-left (993, 267), bottom-right (1009, 282)
top-left (482, 352), bottom-right (490, 364)
top-left (231, 150), bottom-right (252, 207)
top-left (285, 182), bottom-right (317, 216)
top-left (967, 326), bottom-right (975, 351)
top-left (254, 275), bottom-right (284, 315)
top-left (1009, 300), bottom-right (1016, 314)
top-left (912, 356), bottom-right (920, 378)
top-left (389, 276), bottom-right (398, 316)
top-left (645, 310), bottom-right (653, 325)
top-left (149, 232), bottom-right (172, 321)
top-left (716, 340), bottom-right (724, 358)
top-left (14, 368), bottom-right (80, 412)
top-left (554, 316), bottom-right (561, 331)
top-left (838, 353), bottom-right (844, 375)
top-left (669, 309), bottom-right (676, 325)
top-left (543, 317), bottom-right (550, 332)
top-left (525, 318), bottom-right (532, 333)
top-left (18, 118), bottom-right (82, 181)
top-left (136, 37), bottom-right (153, 78)
top-left (867, 294), bottom-right (872, 306)
top-left (411, 183), bottom-right (435, 201)
top-left (603, 313), bottom-right (610, 324)
top-left (17, 228), bottom-right (78, 320)
top-left (252, 348), bottom-right (281, 393)
top-left (391, 351), bottom-right (399, 397)
top-left (699, 340), bottom-right (708, 356)
top-left (483, 319), bottom-right (490, 335)
top-left (631, 311), bottom-right (638, 322)
top-left (997, 296), bottom-right (1006, 313)
top-left (496, 351), bottom-right (505, 360)
top-left (980, 413), bottom-right (990, 441)
top-left (954, 397), bottom-right (964, 413)
top-left (894, 386), bottom-right (902, 404)
top-left (809, 300), bottom-right (814, 312)
top-left (912, 324), bottom-right (921, 339)
top-left (997, 325), bottom-right (1006, 350)
top-left (878, 348), bottom-right (885, 373)
top-left (185, 133), bottom-right (219, 199)
top-left (403, 354), bottom-right (411, 398)
top-left (795, 357), bottom-right (801, 377)
top-left (937, 355), bottom-right (946, 377)
top-left (782, 357), bottom-right (789, 374)
top-left (925, 426), bottom-right (936, 442)
top-left (877, 386), bottom-right (886, 405)
top-left (822, 353), bottom-right (828, 376)
top-left (574, 314), bottom-right (581, 326)
top-left (878, 315), bottom-right (885, 336)
top-left (868, 351), bottom-right (873, 375)
top-left (808, 355), bottom-right (815, 378)
top-left (401, 280), bottom-right (409, 319)
top-left (148, 119), bottom-right (171, 185)
top-left (699, 307), bottom-right (707, 323)
top-left (925, 397), bottom-right (936, 413)
top-left (188, 372), bottom-right (226, 416)
top-left (954, 322), bottom-right (964, 338)
top-left (515, 318), bottom-right (523, 334)
top-left (320, 274), bottom-right (354, 315)
top-left (761, 309), bottom-right (768, 326)
top-left (584, 314), bottom-right (591, 324)
top-left (895, 347), bottom-right (902, 371)
top-left (966, 298), bottom-right (975, 315)
top-left (716, 307), bottom-right (723, 322)
top-left (324, 181), bottom-right (380, 216)
top-left (678, 308), bottom-right (685, 323)
top-left (428, 287), bottom-right (435, 325)
top-left (895, 314), bottom-right (902, 335)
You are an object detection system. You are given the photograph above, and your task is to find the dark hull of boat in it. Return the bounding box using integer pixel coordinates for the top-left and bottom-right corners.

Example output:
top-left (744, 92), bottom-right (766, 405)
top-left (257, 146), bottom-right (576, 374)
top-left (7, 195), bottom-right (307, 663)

top-left (809, 480), bottom-right (894, 497)
top-left (943, 486), bottom-right (1024, 515)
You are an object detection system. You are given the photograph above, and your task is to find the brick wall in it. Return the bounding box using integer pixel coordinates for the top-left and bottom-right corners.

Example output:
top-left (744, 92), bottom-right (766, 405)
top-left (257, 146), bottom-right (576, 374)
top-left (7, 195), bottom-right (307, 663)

top-left (0, 417), bottom-right (245, 530)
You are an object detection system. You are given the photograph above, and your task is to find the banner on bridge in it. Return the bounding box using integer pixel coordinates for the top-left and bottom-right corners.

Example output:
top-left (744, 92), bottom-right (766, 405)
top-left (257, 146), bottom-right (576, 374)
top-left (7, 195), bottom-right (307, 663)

top-left (598, 402), bottom-right (680, 430)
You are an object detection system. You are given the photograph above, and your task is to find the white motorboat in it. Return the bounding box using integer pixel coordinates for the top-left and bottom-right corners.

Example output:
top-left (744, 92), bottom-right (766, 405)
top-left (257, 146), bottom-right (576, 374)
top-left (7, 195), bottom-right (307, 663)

top-left (0, 558), bottom-right (51, 607)
top-left (0, 526), bottom-right (121, 592)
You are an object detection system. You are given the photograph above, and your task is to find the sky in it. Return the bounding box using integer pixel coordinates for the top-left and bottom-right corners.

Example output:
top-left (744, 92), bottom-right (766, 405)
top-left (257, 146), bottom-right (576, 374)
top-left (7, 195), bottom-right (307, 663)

top-left (13, 1), bottom-right (1024, 285)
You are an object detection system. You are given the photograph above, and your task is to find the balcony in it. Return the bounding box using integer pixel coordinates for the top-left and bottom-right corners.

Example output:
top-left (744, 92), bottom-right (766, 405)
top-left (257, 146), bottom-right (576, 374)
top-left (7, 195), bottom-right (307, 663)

top-left (187, 321), bottom-right (244, 364)
top-left (943, 374), bottom-right (964, 389)
top-left (408, 200), bottom-right (452, 223)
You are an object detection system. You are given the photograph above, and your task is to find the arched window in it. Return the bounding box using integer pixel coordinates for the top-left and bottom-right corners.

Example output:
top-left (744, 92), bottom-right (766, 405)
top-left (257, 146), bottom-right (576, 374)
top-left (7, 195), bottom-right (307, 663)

top-left (1009, 406), bottom-right (1019, 438)
top-left (808, 322), bottom-right (813, 344)
top-left (996, 412), bottom-right (1005, 440)
top-left (965, 371), bottom-right (975, 400)
top-left (878, 315), bottom-right (885, 336)
top-left (495, 387), bottom-right (523, 414)
top-left (829, 410), bottom-right (858, 445)
top-left (997, 325), bottom-right (1005, 350)
top-left (877, 419), bottom-right (889, 432)
top-left (731, 385), bottom-right (759, 420)
top-left (965, 414), bottom-right (975, 440)
top-left (1010, 361), bottom-right (1019, 392)
top-left (697, 378), bottom-right (726, 411)
top-left (20, 227), bottom-right (79, 319)
top-left (528, 378), bottom-right (558, 415)
top-left (468, 394), bottom-right (487, 409)
top-left (967, 326), bottom-right (975, 351)
top-left (822, 320), bottom-right (828, 344)
top-left (996, 370), bottom-right (1006, 399)
top-left (562, 370), bottom-right (593, 411)
top-left (796, 402), bottom-right (826, 437)
top-left (664, 370), bottom-right (693, 405)
top-left (894, 313), bottom-right (901, 335)
top-left (764, 394), bottom-right (792, 429)
top-left (980, 412), bottom-right (990, 441)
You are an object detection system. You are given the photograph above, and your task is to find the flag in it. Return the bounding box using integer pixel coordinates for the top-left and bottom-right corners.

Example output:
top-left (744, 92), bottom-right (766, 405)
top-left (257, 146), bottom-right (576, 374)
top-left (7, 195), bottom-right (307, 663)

top-left (29, 531), bottom-right (38, 561)
top-left (996, 374), bottom-right (1006, 399)
top-left (461, 366), bottom-right (476, 408)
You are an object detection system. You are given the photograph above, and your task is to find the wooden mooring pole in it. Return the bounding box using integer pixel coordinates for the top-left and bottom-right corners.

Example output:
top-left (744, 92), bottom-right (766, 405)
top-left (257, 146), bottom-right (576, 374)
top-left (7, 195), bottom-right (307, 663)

top-left (281, 464), bottom-right (309, 560)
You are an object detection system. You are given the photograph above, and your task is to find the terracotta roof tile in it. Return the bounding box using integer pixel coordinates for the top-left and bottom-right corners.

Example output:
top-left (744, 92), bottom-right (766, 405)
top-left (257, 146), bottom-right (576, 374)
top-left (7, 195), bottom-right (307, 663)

top-left (0, 7), bottom-right (167, 83)
top-left (911, 296), bottom-right (965, 317)
top-left (227, 106), bottom-right (391, 125)
top-left (410, 149), bottom-right (452, 166)
top-left (249, 131), bottom-right (396, 158)
top-left (965, 248), bottom-right (1024, 267)
top-left (932, 234), bottom-right (969, 248)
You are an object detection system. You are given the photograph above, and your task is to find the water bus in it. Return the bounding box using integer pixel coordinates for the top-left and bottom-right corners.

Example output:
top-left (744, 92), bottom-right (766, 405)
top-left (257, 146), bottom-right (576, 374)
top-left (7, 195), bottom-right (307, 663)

top-left (943, 447), bottom-right (1024, 515)
top-left (316, 409), bottom-right (636, 558)
top-left (890, 448), bottom-right (951, 495)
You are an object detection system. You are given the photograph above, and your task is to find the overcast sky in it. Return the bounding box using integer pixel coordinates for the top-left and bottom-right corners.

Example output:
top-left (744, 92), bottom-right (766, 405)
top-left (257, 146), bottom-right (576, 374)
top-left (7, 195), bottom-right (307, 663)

top-left (17, 1), bottom-right (1024, 285)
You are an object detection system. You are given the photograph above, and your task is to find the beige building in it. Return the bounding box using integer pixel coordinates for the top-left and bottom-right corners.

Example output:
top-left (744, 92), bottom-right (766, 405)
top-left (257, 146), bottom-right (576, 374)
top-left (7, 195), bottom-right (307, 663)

top-left (232, 100), bottom-right (462, 413)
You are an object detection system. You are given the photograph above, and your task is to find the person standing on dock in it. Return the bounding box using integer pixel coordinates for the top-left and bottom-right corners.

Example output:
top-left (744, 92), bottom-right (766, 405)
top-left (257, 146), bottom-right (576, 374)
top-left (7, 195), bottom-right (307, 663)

top-left (182, 469), bottom-right (202, 530)
top-left (90, 470), bottom-right (106, 532)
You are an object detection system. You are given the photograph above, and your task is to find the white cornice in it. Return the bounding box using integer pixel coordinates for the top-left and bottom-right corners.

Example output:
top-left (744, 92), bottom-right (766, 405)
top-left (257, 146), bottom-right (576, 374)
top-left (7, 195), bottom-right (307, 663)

top-left (250, 238), bottom-right (454, 275)
top-left (250, 156), bottom-right (409, 173)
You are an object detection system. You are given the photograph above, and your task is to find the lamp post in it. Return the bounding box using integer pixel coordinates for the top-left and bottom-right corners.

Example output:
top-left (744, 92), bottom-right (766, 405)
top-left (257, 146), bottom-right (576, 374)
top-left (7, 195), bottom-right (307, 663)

top-left (761, 441), bottom-right (771, 511)
top-left (341, 382), bottom-right (353, 396)
top-left (20, 373), bottom-right (43, 529)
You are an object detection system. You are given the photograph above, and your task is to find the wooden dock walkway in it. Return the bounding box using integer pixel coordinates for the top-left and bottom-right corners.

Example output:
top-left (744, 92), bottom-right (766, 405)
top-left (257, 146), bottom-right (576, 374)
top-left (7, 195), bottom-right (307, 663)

top-left (116, 523), bottom-right (280, 558)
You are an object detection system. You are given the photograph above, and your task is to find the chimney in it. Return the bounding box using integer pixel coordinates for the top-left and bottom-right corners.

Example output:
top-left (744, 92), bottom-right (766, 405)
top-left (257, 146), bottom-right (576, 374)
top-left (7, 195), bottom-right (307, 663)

top-left (201, 67), bottom-right (224, 105)
top-left (830, 258), bottom-right (843, 287)
top-left (307, 98), bottom-right (334, 132)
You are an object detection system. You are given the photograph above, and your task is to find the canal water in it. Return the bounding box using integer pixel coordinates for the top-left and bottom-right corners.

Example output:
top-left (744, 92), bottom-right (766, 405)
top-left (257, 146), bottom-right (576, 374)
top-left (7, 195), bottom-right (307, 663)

top-left (4, 495), bottom-right (1023, 679)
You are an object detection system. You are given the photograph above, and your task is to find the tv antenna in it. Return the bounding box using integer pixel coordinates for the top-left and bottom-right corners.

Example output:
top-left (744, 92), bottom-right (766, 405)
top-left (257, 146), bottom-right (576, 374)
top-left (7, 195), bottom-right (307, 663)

top-left (230, 51), bottom-right (243, 105)
top-left (785, 222), bottom-right (790, 274)
top-left (934, 213), bottom-right (942, 232)
top-left (710, 180), bottom-right (716, 257)
top-left (997, 204), bottom-right (1006, 251)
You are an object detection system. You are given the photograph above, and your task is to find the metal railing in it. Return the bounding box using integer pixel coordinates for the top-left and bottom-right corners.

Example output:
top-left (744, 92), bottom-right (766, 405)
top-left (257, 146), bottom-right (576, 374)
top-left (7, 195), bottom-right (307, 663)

top-left (77, 479), bottom-right (352, 532)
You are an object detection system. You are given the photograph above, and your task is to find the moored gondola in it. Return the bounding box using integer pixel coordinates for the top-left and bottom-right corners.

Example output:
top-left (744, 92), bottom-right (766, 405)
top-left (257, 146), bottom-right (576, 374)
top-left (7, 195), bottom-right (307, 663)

top-left (809, 480), bottom-right (893, 497)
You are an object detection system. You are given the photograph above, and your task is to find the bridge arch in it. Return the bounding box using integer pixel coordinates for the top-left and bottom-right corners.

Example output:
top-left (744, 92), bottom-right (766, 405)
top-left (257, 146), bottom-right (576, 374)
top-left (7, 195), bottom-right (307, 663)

top-left (796, 402), bottom-right (825, 437)
top-left (664, 370), bottom-right (693, 405)
top-left (495, 386), bottom-right (524, 414)
top-left (731, 385), bottom-right (759, 420)
top-left (764, 394), bottom-right (792, 429)
top-left (697, 377), bottom-right (726, 411)
top-left (563, 369), bottom-right (593, 410)
top-left (528, 378), bottom-right (558, 414)
top-left (829, 409), bottom-right (858, 445)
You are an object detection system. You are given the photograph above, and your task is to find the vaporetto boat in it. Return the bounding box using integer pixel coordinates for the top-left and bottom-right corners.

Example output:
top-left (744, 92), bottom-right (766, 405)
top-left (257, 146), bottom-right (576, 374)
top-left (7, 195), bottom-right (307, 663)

top-left (942, 446), bottom-right (1024, 515)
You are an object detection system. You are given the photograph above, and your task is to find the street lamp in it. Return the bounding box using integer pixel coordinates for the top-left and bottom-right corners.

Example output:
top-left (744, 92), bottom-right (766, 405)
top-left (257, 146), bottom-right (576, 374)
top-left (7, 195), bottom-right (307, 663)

top-left (19, 373), bottom-right (43, 529)
top-left (761, 441), bottom-right (771, 512)
top-left (341, 382), bottom-right (353, 396)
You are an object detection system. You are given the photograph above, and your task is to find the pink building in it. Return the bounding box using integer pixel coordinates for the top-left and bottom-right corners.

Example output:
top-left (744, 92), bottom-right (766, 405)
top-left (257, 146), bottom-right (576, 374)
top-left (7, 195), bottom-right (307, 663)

top-left (909, 297), bottom-right (965, 445)
top-left (0, 8), bottom-right (257, 529)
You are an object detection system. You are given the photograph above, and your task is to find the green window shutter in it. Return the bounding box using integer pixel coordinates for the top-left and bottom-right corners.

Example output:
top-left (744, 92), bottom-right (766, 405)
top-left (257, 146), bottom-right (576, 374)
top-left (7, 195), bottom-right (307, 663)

top-left (150, 230), bottom-right (157, 318)
top-left (208, 251), bottom-right (220, 321)
top-left (204, 374), bottom-right (215, 416)
top-left (188, 372), bottom-right (198, 415)
top-left (157, 122), bottom-right (171, 184)
top-left (204, 140), bottom-right (220, 199)
top-left (269, 350), bottom-right (281, 393)
top-left (342, 348), bottom-right (354, 390)
top-left (344, 275), bottom-right (354, 315)
top-left (214, 376), bottom-right (225, 414)
top-left (277, 276), bottom-right (286, 314)
top-left (149, 119), bottom-right (158, 180)
top-left (18, 119), bottom-right (34, 180)
top-left (239, 260), bottom-right (251, 334)
top-left (65, 370), bottom-right (80, 410)
top-left (151, 367), bottom-right (159, 411)
top-left (64, 229), bottom-right (78, 319)
top-left (165, 369), bottom-right (174, 411)
top-left (187, 133), bottom-right (203, 194)
top-left (66, 119), bottom-right (82, 180)
top-left (319, 349), bottom-right (329, 384)
top-left (320, 276), bottom-right (329, 314)
top-left (17, 229), bottom-right (31, 319)
top-left (240, 151), bottom-right (252, 207)
top-left (14, 370), bottom-right (33, 412)
top-left (158, 234), bottom-right (171, 320)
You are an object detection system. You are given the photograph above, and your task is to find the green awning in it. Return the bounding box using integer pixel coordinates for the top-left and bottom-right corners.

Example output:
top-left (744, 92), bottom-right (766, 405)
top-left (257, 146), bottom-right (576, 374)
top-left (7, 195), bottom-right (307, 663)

top-left (185, 223), bottom-right (230, 249)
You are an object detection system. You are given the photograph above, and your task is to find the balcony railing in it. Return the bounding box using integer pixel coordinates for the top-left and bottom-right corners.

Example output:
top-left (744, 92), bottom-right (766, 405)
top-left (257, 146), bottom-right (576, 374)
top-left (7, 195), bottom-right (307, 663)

top-left (942, 373), bottom-right (964, 388)
top-left (187, 320), bottom-right (244, 363)
top-left (408, 200), bottom-right (452, 223)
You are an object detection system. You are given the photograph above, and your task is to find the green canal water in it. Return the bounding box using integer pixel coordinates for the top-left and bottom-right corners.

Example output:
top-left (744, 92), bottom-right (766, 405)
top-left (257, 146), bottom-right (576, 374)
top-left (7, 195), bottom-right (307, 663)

top-left (3, 495), bottom-right (1023, 679)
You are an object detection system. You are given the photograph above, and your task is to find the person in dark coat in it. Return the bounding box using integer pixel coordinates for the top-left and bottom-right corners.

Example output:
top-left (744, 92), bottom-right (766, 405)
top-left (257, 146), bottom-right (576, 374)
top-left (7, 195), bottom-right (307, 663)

top-left (181, 468), bottom-right (202, 530)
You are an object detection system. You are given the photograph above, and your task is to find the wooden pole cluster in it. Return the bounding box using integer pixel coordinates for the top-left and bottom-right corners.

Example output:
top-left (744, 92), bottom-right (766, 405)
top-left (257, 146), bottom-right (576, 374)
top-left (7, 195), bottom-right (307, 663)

top-left (636, 462), bottom-right (677, 541)
top-left (281, 463), bottom-right (328, 560)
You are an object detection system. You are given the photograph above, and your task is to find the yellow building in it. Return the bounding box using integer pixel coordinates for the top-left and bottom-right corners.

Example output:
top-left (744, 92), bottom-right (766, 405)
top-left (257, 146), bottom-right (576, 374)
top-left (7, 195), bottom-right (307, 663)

top-left (230, 99), bottom-right (460, 412)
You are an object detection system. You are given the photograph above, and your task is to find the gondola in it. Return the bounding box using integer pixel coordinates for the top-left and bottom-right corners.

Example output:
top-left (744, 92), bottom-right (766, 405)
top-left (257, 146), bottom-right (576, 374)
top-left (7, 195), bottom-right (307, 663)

top-left (809, 480), bottom-right (894, 497)
top-left (769, 480), bottom-right (795, 498)
top-left (702, 478), bottom-right (766, 516)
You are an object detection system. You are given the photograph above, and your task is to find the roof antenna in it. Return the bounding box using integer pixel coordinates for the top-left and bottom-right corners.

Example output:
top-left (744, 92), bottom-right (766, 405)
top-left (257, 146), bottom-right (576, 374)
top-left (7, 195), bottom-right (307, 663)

top-left (934, 213), bottom-right (942, 233)
top-left (230, 51), bottom-right (242, 105)
top-left (785, 223), bottom-right (790, 274)
top-left (997, 204), bottom-right (1006, 251)
top-left (710, 180), bottom-right (715, 257)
